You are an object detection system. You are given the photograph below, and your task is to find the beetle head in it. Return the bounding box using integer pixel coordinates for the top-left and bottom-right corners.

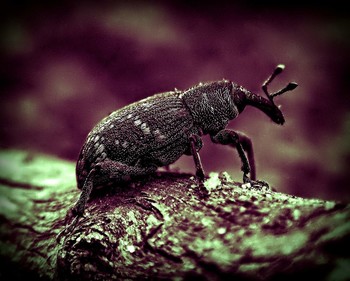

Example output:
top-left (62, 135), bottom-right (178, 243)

top-left (263, 64), bottom-right (298, 125)
top-left (232, 64), bottom-right (297, 125)
top-left (269, 104), bottom-right (285, 125)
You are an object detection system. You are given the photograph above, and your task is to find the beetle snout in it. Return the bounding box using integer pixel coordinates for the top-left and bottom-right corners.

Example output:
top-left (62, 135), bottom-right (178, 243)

top-left (272, 107), bottom-right (285, 125)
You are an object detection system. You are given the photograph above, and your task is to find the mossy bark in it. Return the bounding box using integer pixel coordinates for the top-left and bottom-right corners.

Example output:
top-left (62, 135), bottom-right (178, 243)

top-left (0, 150), bottom-right (349, 281)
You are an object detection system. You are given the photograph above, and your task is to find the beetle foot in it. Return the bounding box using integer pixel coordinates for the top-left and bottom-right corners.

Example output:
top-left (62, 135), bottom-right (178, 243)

top-left (242, 176), bottom-right (270, 191)
top-left (56, 206), bottom-right (84, 243)
top-left (71, 206), bottom-right (80, 217)
top-left (196, 182), bottom-right (209, 199)
top-left (56, 215), bottom-right (81, 243)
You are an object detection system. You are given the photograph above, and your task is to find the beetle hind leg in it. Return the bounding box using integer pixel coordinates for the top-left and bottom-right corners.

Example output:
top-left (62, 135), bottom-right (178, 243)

top-left (73, 168), bottom-right (96, 217)
top-left (73, 160), bottom-right (157, 218)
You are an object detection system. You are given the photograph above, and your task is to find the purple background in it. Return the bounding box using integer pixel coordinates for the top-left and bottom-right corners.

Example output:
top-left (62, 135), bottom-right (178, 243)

top-left (1, 1), bottom-right (349, 201)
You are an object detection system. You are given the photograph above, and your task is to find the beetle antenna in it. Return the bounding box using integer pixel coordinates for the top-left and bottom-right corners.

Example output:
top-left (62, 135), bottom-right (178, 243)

top-left (262, 64), bottom-right (298, 104)
top-left (270, 82), bottom-right (298, 99)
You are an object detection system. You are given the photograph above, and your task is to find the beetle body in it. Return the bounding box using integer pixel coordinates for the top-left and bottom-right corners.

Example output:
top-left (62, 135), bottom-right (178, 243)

top-left (76, 80), bottom-right (237, 189)
top-left (73, 65), bottom-right (297, 216)
top-left (77, 89), bottom-right (200, 189)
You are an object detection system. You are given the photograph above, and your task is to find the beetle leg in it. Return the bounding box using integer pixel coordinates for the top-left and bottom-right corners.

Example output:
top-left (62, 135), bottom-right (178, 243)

top-left (189, 134), bottom-right (205, 181)
top-left (234, 132), bottom-right (256, 180)
top-left (58, 161), bottom-right (157, 241)
top-left (211, 130), bottom-right (266, 187)
top-left (189, 135), bottom-right (209, 198)
top-left (73, 168), bottom-right (97, 216)
top-left (56, 168), bottom-right (96, 242)
top-left (73, 160), bottom-right (157, 217)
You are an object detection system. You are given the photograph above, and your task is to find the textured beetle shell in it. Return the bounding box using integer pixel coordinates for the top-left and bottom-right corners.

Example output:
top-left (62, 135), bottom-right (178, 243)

top-left (76, 91), bottom-right (201, 189)
top-left (182, 80), bottom-right (238, 134)
top-left (76, 80), bottom-right (240, 190)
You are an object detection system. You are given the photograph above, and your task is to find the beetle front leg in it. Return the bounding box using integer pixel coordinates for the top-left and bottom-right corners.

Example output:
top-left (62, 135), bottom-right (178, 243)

top-left (234, 132), bottom-right (256, 181)
top-left (211, 129), bottom-right (268, 188)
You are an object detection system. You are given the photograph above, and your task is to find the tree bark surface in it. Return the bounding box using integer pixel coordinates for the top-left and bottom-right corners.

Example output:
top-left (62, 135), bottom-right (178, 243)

top-left (0, 149), bottom-right (349, 281)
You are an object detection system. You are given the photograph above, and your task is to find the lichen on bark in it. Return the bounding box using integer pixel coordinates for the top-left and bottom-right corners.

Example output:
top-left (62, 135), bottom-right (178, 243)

top-left (0, 149), bottom-right (349, 280)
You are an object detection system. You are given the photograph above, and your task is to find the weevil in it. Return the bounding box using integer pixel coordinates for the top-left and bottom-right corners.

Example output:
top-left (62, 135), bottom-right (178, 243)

top-left (73, 64), bottom-right (297, 218)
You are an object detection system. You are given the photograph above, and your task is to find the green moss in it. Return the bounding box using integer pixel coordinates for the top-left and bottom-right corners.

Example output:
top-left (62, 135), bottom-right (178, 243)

top-left (200, 217), bottom-right (213, 227)
top-left (243, 231), bottom-right (308, 257)
top-left (321, 216), bottom-right (350, 241)
top-left (204, 172), bottom-right (221, 192)
top-left (0, 149), bottom-right (75, 189)
top-left (327, 258), bottom-right (350, 281)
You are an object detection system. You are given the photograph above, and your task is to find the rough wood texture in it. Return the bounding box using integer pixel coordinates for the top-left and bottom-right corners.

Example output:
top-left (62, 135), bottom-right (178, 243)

top-left (0, 149), bottom-right (349, 281)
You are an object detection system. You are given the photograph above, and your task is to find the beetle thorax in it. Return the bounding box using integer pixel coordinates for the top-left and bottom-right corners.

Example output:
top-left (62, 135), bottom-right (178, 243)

top-left (182, 81), bottom-right (239, 135)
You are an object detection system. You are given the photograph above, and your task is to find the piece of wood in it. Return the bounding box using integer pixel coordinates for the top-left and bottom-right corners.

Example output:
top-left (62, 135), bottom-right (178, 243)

top-left (0, 149), bottom-right (349, 280)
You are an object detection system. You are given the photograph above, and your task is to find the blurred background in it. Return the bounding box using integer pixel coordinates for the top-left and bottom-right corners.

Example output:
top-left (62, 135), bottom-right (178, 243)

top-left (0, 1), bottom-right (349, 201)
